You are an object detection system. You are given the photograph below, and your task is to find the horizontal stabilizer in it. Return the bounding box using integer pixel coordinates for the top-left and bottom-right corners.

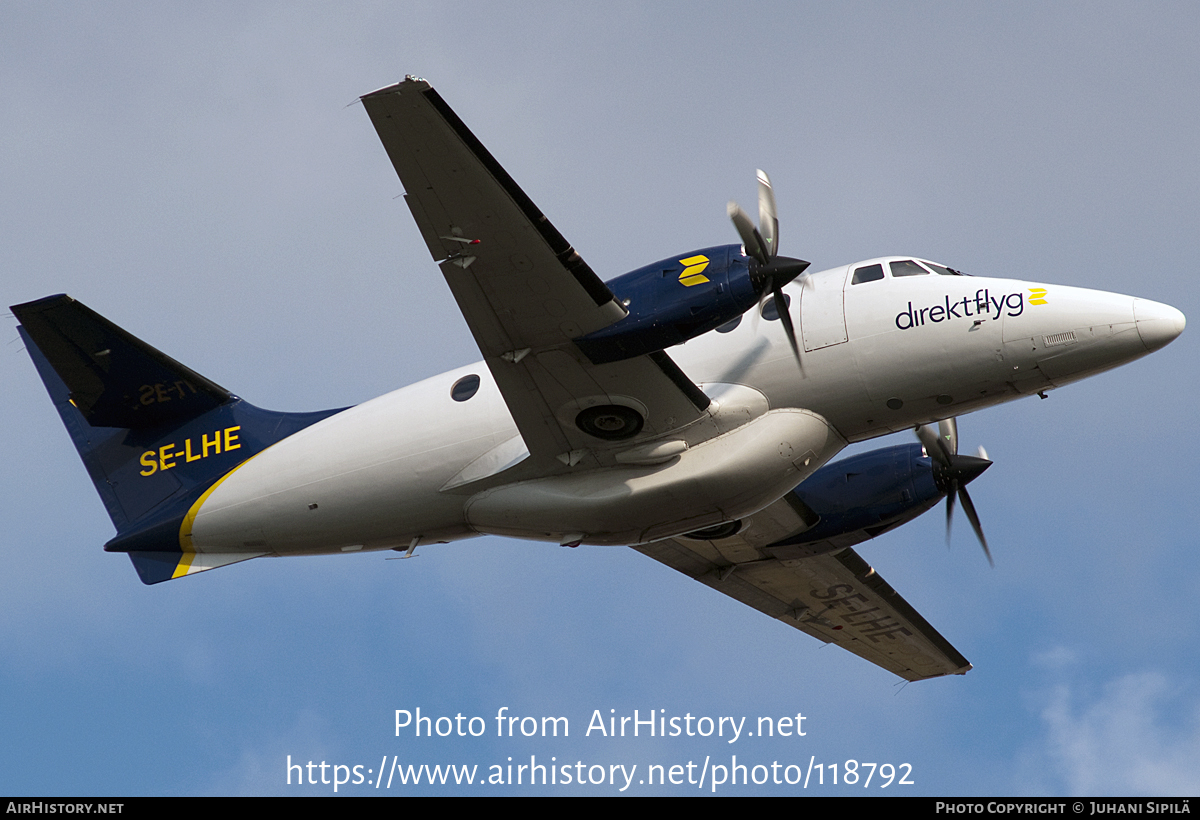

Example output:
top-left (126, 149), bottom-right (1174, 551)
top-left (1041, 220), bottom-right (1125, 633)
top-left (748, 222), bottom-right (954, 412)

top-left (128, 551), bottom-right (266, 585)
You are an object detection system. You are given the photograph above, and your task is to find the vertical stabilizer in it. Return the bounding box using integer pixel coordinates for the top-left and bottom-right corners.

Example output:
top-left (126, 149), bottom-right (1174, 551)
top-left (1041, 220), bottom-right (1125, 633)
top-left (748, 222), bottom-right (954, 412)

top-left (13, 295), bottom-right (344, 583)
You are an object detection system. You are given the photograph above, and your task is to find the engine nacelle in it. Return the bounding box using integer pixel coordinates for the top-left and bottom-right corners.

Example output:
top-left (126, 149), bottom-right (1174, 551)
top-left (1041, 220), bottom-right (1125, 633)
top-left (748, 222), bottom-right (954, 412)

top-left (761, 443), bottom-right (944, 559)
top-left (464, 408), bottom-right (845, 546)
top-left (575, 244), bottom-right (759, 364)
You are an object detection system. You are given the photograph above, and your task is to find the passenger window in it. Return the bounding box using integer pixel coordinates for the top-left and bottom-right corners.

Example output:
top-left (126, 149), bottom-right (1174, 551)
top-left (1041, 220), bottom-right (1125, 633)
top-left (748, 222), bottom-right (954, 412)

top-left (760, 293), bottom-right (791, 321)
top-left (451, 374), bottom-right (481, 402)
top-left (715, 314), bottom-right (741, 333)
top-left (890, 259), bottom-right (929, 277)
top-left (852, 264), bottom-right (884, 284)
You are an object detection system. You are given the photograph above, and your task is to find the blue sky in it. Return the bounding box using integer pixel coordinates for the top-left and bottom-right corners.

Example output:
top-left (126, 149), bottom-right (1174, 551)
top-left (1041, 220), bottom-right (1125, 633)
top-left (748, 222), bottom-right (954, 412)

top-left (2, 2), bottom-right (1198, 795)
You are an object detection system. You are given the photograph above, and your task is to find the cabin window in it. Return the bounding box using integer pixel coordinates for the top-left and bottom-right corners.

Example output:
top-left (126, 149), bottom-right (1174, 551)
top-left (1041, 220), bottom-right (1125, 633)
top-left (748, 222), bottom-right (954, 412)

top-left (451, 374), bottom-right (481, 402)
top-left (760, 293), bottom-right (791, 321)
top-left (716, 314), bottom-right (742, 333)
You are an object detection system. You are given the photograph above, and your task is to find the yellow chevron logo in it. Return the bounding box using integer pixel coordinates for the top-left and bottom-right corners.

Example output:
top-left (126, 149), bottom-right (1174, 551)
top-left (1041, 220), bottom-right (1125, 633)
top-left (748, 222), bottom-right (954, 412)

top-left (678, 255), bottom-right (710, 287)
top-left (1029, 288), bottom-right (1048, 306)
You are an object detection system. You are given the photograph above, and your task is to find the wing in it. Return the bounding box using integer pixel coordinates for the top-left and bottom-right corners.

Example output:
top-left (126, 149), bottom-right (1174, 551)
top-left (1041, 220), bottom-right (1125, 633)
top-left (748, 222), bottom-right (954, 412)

top-left (634, 499), bottom-right (971, 681)
top-left (361, 78), bottom-right (710, 470)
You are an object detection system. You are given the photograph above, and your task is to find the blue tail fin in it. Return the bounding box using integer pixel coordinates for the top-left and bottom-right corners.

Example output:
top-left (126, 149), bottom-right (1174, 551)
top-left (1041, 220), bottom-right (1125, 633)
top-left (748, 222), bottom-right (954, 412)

top-left (13, 295), bottom-right (344, 583)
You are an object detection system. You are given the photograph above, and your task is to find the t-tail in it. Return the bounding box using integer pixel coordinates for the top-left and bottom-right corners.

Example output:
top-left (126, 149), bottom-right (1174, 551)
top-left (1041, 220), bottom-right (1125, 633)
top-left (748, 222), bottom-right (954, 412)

top-left (12, 295), bottom-right (344, 584)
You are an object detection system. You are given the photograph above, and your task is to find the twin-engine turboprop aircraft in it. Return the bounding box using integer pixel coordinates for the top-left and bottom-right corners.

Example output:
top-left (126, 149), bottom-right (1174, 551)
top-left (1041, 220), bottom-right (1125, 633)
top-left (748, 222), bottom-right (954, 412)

top-left (13, 77), bottom-right (1185, 681)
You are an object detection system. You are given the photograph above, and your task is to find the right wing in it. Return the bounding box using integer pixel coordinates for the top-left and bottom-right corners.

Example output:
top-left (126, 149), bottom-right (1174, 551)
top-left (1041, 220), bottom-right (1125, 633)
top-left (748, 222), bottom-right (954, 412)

top-left (361, 78), bottom-right (711, 470)
top-left (634, 498), bottom-right (971, 681)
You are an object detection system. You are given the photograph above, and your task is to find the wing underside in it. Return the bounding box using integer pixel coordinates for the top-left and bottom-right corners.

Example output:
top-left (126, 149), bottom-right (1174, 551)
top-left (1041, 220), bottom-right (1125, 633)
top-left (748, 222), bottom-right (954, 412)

top-left (635, 499), bottom-right (971, 681)
top-left (362, 78), bottom-right (709, 470)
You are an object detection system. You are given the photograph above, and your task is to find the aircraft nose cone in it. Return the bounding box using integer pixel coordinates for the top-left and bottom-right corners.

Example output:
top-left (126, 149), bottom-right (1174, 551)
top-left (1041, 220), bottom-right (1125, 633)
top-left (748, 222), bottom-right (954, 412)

top-left (1134, 298), bottom-right (1186, 352)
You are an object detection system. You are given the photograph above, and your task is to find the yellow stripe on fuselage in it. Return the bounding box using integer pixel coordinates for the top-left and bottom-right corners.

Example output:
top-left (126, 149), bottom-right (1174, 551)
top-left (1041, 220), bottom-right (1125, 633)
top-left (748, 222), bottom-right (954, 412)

top-left (172, 551), bottom-right (196, 579)
top-left (177, 453), bottom-right (263, 552)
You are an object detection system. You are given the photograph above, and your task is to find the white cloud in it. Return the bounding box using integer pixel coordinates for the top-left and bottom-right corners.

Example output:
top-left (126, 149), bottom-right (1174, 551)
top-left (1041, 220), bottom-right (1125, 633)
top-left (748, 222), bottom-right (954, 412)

top-left (1034, 670), bottom-right (1200, 795)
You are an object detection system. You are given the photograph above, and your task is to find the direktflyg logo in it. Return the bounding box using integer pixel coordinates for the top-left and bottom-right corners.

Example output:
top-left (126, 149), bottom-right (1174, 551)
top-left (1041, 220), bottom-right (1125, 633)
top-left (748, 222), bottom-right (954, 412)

top-left (895, 288), bottom-right (1047, 330)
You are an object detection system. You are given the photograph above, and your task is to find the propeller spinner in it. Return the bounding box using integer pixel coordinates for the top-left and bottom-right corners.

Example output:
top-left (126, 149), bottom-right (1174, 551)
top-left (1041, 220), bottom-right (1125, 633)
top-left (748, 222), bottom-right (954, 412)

top-left (915, 418), bottom-right (994, 566)
top-left (728, 170), bottom-right (809, 366)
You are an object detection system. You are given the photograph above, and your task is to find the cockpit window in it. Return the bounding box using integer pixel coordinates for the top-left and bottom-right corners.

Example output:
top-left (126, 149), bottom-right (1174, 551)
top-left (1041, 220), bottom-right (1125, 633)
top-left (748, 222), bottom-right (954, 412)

top-left (923, 261), bottom-right (967, 276)
top-left (890, 259), bottom-right (929, 277)
top-left (851, 264), bottom-right (884, 284)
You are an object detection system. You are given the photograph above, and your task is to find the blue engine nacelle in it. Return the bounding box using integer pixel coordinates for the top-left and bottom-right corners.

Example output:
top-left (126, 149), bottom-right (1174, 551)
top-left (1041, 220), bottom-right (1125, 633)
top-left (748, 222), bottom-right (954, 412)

top-left (763, 443), bottom-right (946, 559)
top-left (575, 244), bottom-right (763, 364)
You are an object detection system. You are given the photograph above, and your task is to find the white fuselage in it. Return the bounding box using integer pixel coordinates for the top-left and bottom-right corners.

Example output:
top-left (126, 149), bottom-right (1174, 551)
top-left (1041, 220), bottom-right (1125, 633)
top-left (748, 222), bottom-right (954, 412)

top-left (187, 258), bottom-right (1184, 556)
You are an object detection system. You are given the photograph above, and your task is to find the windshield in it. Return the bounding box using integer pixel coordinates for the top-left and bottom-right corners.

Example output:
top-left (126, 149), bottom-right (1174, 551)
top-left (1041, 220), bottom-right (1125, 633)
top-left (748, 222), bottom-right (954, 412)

top-left (921, 260), bottom-right (969, 276)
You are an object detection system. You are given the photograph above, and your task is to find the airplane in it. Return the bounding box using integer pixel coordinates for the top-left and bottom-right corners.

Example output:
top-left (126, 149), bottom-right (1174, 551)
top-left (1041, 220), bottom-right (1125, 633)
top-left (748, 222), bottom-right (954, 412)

top-left (11, 76), bottom-right (1185, 682)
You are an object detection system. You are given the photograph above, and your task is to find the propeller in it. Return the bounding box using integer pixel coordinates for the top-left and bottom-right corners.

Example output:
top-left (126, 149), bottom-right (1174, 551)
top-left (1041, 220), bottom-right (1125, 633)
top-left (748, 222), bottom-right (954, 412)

top-left (728, 170), bottom-right (810, 367)
top-left (915, 418), bottom-right (994, 567)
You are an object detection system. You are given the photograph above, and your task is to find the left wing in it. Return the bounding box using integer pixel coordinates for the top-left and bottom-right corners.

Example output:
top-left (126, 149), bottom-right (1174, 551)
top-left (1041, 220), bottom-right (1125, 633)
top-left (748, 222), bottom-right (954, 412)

top-left (634, 499), bottom-right (971, 681)
top-left (361, 78), bottom-right (711, 470)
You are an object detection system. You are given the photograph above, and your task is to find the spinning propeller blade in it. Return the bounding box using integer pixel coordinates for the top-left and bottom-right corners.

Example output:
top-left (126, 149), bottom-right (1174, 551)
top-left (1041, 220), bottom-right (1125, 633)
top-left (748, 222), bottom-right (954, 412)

top-left (727, 201), bottom-right (768, 265)
top-left (728, 170), bottom-right (808, 368)
top-left (757, 169), bottom-right (778, 260)
top-left (915, 418), bottom-right (994, 566)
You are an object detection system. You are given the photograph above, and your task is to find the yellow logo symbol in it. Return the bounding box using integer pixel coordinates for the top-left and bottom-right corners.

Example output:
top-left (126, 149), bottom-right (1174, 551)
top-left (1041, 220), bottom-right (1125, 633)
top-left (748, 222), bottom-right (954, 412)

top-left (1029, 288), bottom-right (1048, 305)
top-left (678, 255), bottom-right (710, 287)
